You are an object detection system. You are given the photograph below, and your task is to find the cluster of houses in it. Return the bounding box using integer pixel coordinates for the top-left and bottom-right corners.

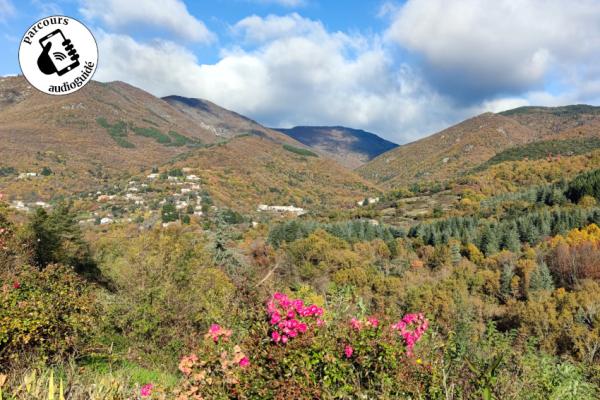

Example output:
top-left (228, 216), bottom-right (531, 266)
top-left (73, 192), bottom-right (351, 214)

top-left (86, 169), bottom-right (209, 226)
top-left (9, 200), bottom-right (50, 212)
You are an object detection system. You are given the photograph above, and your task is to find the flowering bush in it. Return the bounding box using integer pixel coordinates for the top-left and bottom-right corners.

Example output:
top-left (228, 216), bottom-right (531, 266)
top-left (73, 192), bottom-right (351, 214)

top-left (174, 325), bottom-right (249, 399)
top-left (392, 313), bottom-right (429, 356)
top-left (266, 292), bottom-right (323, 344)
top-left (173, 294), bottom-right (431, 398)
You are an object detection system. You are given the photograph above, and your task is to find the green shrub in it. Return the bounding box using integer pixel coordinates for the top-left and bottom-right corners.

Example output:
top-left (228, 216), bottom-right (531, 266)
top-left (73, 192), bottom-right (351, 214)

top-left (0, 264), bottom-right (95, 365)
top-left (166, 131), bottom-right (200, 147)
top-left (282, 144), bottom-right (318, 157)
top-left (131, 126), bottom-right (172, 144)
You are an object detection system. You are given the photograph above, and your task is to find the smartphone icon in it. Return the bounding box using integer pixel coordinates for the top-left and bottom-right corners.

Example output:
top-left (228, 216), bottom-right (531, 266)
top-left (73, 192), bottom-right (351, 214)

top-left (38, 29), bottom-right (80, 76)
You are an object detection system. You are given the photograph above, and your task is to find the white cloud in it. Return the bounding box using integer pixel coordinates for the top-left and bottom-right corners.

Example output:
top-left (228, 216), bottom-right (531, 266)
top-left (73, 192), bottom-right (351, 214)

top-left (250, 0), bottom-right (306, 7)
top-left (94, 15), bottom-right (461, 143)
top-left (0, 0), bottom-right (15, 20)
top-left (385, 0), bottom-right (600, 100)
top-left (233, 13), bottom-right (323, 43)
top-left (80, 0), bottom-right (215, 43)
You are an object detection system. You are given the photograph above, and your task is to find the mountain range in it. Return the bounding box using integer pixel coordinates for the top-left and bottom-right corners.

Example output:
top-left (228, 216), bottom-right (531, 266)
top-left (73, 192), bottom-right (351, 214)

top-left (273, 126), bottom-right (398, 169)
top-left (3, 74), bottom-right (600, 206)
top-left (358, 105), bottom-right (600, 187)
top-left (0, 76), bottom-right (374, 209)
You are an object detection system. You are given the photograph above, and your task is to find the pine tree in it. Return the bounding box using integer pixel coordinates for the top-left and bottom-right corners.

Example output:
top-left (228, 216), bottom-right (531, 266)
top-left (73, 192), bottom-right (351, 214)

top-left (480, 226), bottom-right (499, 256)
top-left (500, 223), bottom-right (521, 253)
top-left (450, 240), bottom-right (461, 266)
top-left (529, 261), bottom-right (554, 292)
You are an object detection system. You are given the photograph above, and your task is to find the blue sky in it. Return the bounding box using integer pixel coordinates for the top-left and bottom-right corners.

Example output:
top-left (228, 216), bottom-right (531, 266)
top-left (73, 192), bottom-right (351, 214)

top-left (2, 0), bottom-right (600, 143)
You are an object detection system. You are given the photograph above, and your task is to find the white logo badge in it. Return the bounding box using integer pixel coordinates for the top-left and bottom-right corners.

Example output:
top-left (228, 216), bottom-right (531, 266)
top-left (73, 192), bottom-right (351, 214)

top-left (19, 16), bottom-right (98, 95)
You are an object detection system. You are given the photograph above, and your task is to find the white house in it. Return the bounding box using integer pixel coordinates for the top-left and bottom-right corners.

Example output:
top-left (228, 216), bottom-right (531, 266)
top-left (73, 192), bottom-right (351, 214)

top-left (18, 172), bottom-right (37, 179)
top-left (257, 204), bottom-right (306, 216)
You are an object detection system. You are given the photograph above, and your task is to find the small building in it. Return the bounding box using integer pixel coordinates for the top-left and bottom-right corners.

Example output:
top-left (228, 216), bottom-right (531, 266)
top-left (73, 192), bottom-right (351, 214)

top-left (257, 204), bottom-right (306, 216)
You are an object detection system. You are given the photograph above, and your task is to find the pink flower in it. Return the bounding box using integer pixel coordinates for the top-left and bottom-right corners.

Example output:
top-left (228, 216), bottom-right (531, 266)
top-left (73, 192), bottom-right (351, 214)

top-left (271, 331), bottom-right (281, 343)
top-left (140, 383), bottom-right (153, 397)
top-left (205, 324), bottom-right (232, 343)
top-left (239, 357), bottom-right (250, 368)
top-left (350, 317), bottom-right (362, 330)
top-left (344, 345), bottom-right (353, 359)
top-left (392, 313), bottom-right (429, 356)
top-left (316, 319), bottom-right (325, 327)
top-left (270, 312), bottom-right (281, 325)
top-left (267, 293), bottom-right (324, 345)
top-left (367, 316), bottom-right (379, 328)
top-left (12, 281), bottom-right (20, 289)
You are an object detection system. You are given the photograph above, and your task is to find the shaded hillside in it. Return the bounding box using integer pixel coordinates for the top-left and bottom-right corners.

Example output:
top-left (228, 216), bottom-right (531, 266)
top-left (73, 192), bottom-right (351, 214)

top-left (360, 105), bottom-right (600, 187)
top-left (274, 126), bottom-right (397, 169)
top-left (163, 95), bottom-right (298, 144)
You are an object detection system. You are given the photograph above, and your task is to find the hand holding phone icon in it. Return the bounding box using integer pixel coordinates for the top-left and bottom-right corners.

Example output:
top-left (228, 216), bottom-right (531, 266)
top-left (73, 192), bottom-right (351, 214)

top-left (37, 29), bottom-right (80, 76)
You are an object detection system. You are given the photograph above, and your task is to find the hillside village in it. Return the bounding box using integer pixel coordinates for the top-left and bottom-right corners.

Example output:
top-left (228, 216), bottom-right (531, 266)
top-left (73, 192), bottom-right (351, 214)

top-left (4, 165), bottom-right (317, 228)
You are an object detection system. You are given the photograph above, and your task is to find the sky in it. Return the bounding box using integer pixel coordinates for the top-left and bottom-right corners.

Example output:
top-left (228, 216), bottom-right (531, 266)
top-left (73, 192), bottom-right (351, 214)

top-left (1, 0), bottom-right (600, 144)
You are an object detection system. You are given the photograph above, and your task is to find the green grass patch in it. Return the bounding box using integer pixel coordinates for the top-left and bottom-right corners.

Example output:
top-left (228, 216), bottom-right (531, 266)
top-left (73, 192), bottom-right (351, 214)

top-left (283, 144), bottom-right (318, 157)
top-left (132, 126), bottom-right (172, 144)
top-left (167, 131), bottom-right (201, 147)
top-left (97, 118), bottom-right (135, 148)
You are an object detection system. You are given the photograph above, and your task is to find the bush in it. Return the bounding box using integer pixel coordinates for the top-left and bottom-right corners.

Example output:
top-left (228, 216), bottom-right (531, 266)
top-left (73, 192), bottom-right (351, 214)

top-left (0, 264), bottom-right (95, 365)
top-left (282, 144), bottom-right (318, 157)
top-left (131, 126), bottom-right (172, 144)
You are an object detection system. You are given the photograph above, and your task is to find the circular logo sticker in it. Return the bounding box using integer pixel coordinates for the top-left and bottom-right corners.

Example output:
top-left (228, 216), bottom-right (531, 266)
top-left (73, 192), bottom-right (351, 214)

top-left (19, 16), bottom-right (98, 95)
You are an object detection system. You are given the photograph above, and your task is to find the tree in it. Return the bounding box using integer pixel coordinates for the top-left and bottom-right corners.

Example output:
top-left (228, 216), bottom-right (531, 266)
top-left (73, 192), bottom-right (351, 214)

top-left (161, 203), bottom-right (178, 223)
top-left (40, 166), bottom-right (53, 176)
top-left (450, 240), bottom-right (461, 266)
top-left (26, 203), bottom-right (96, 277)
top-left (500, 223), bottom-right (521, 253)
top-left (529, 261), bottom-right (554, 292)
top-left (480, 226), bottom-right (499, 256)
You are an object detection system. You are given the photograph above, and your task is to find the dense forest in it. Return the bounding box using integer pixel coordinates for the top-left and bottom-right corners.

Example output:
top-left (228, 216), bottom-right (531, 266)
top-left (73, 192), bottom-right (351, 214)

top-left (2, 165), bottom-right (600, 399)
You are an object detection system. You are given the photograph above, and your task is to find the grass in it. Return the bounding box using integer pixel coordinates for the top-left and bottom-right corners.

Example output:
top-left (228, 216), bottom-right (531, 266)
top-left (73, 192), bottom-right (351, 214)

top-left (166, 131), bottom-right (201, 147)
top-left (96, 118), bottom-right (135, 148)
top-left (131, 126), bottom-right (172, 144)
top-left (98, 118), bottom-right (203, 148)
top-left (1, 359), bottom-right (180, 399)
top-left (283, 144), bottom-right (318, 157)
